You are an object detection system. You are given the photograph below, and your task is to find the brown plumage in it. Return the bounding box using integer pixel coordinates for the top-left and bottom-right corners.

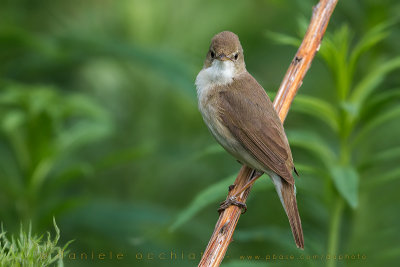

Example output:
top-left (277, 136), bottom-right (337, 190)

top-left (195, 31), bottom-right (304, 249)
top-left (217, 74), bottom-right (294, 185)
top-left (281, 180), bottom-right (304, 249)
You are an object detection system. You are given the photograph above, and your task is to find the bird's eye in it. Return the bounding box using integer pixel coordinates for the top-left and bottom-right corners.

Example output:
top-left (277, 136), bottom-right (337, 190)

top-left (234, 53), bottom-right (239, 60)
top-left (210, 51), bottom-right (215, 58)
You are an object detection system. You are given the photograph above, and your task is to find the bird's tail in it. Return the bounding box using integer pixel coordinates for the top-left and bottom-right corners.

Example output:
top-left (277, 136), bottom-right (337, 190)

top-left (271, 173), bottom-right (304, 249)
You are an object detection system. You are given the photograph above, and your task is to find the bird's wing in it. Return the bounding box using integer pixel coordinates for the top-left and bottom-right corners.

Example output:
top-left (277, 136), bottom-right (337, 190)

top-left (217, 74), bottom-right (294, 184)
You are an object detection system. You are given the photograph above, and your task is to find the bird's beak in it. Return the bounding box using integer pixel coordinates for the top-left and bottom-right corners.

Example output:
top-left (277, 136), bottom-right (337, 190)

top-left (218, 53), bottom-right (231, 61)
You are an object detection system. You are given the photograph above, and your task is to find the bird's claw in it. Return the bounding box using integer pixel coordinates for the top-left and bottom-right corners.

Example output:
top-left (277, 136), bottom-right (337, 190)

top-left (218, 196), bottom-right (247, 214)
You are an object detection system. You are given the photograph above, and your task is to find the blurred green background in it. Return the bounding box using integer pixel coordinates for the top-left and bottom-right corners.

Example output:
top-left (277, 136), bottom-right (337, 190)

top-left (1, 0), bottom-right (400, 266)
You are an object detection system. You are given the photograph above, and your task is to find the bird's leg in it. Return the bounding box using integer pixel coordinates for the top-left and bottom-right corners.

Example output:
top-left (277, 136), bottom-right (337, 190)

top-left (232, 170), bottom-right (263, 198)
top-left (218, 170), bottom-right (263, 214)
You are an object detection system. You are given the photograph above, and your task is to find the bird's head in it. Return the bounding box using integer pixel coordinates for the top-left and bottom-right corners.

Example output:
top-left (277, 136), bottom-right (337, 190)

top-left (203, 31), bottom-right (246, 74)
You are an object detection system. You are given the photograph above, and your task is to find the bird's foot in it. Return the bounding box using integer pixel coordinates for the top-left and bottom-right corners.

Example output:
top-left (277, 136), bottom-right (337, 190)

top-left (218, 196), bottom-right (247, 214)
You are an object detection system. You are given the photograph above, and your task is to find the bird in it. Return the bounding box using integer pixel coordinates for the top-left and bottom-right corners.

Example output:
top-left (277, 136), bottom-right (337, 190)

top-left (195, 31), bottom-right (304, 249)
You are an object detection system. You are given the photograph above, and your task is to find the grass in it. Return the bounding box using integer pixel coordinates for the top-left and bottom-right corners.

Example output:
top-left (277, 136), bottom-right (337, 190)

top-left (0, 218), bottom-right (70, 267)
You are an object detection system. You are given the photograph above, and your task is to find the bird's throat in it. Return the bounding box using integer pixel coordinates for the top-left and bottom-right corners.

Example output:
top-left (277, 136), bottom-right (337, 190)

top-left (195, 60), bottom-right (235, 96)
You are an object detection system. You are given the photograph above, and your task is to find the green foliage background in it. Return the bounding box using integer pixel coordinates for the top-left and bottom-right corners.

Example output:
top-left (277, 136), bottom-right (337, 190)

top-left (0, 0), bottom-right (399, 266)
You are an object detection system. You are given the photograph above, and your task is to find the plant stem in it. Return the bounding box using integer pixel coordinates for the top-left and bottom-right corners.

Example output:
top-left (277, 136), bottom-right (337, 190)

top-left (327, 196), bottom-right (344, 267)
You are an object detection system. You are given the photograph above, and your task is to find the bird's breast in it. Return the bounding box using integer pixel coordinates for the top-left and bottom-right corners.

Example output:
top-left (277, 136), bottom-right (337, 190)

top-left (195, 77), bottom-right (246, 164)
top-left (195, 70), bottom-right (269, 172)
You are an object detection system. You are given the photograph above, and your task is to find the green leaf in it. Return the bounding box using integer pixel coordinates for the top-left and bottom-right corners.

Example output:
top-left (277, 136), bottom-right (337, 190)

top-left (367, 88), bottom-right (400, 106)
top-left (235, 226), bottom-right (299, 249)
top-left (296, 16), bottom-right (310, 37)
top-left (64, 94), bottom-right (110, 120)
top-left (373, 147), bottom-right (400, 162)
top-left (359, 147), bottom-right (400, 169)
top-left (364, 168), bottom-right (400, 187)
top-left (292, 95), bottom-right (339, 131)
top-left (1, 110), bottom-right (26, 133)
top-left (30, 158), bottom-right (56, 190)
top-left (63, 201), bottom-right (170, 240)
top-left (350, 57), bottom-right (400, 109)
top-left (287, 130), bottom-right (336, 168)
top-left (265, 31), bottom-right (301, 47)
top-left (292, 163), bottom-right (320, 175)
top-left (56, 121), bottom-right (112, 153)
top-left (359, 88), bottom-right (400, 123)
top-left (329, 165), bottom-right (359, 208)
top-left (353, 106), bottom-right (400, 147)
top-left (169, 175), bottom-right (235, 231)
top-left (236, 226), bottom-right (322, 254)
top-left (318, 36), bottom-right (337, 73)
top-left (349, 20), bottom-right (394, 74)
top-left (170, 173), bottom-right (272, 232)
top-left (169, 173), bottom-right (273, 232)
top-left (319, 25), bottom-right (352, 100)
top-left (66, 36), bottom-right (196, 96)
top-left (192, 144), bottom-right (224, 160)
top-left (94, 144), bottom-right (152, 172)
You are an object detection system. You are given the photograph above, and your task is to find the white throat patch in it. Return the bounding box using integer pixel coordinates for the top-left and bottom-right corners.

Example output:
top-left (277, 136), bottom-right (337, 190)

top-left (195, 60), bottom-right (235, 97)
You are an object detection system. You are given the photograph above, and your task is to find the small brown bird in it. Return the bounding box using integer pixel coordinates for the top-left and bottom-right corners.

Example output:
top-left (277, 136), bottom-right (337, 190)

top-left (195, 31), bottom-right (304, 249)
